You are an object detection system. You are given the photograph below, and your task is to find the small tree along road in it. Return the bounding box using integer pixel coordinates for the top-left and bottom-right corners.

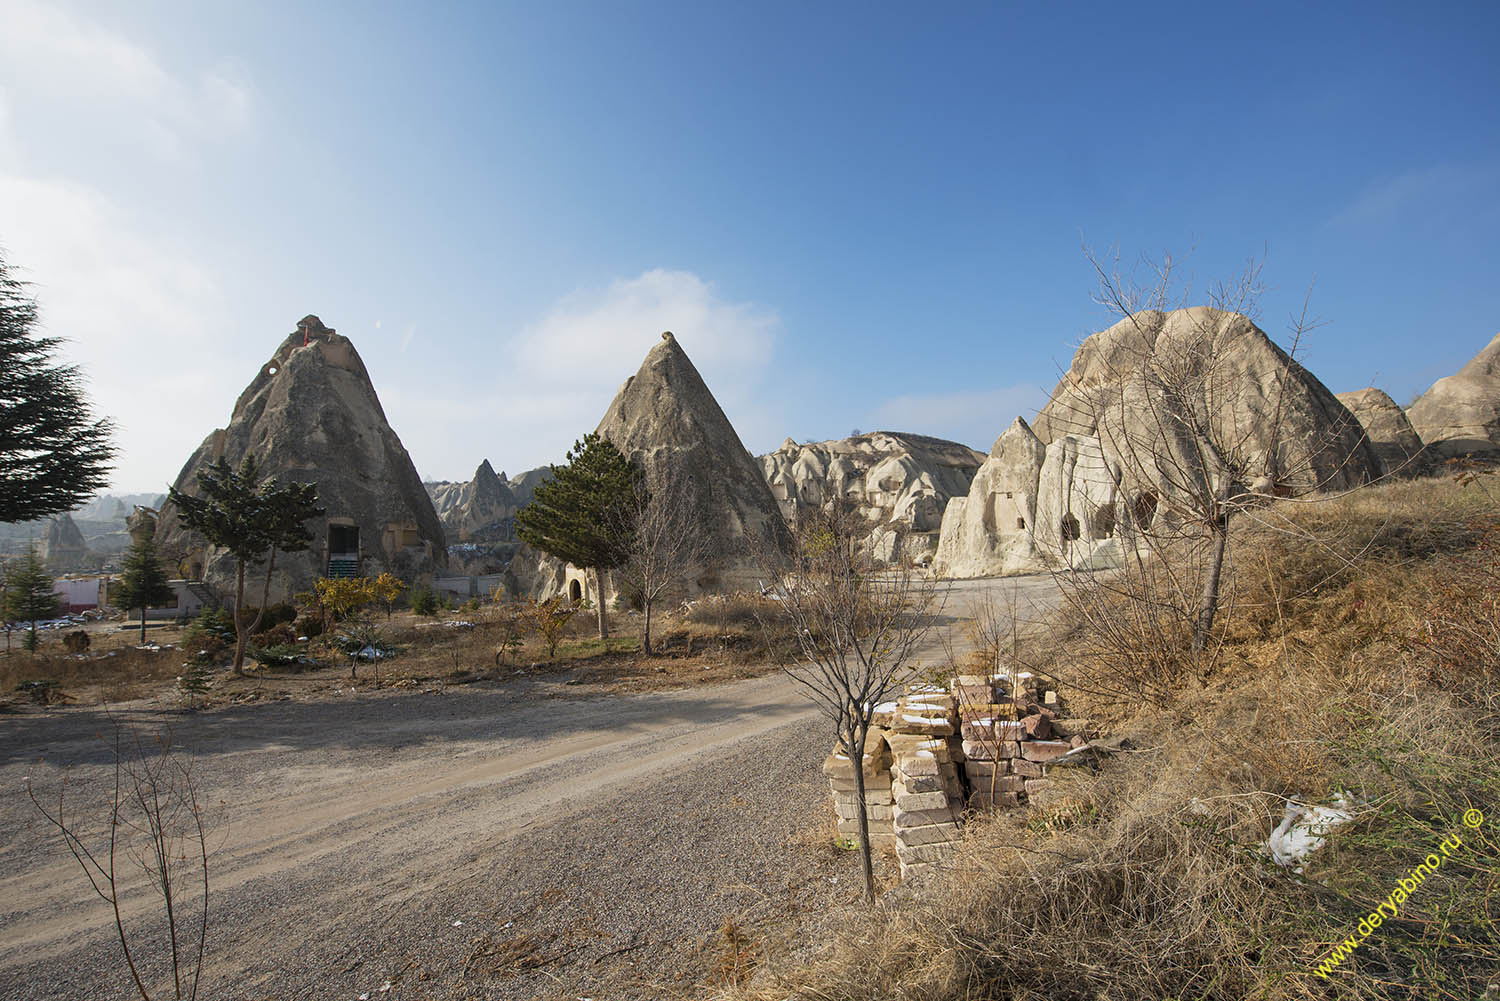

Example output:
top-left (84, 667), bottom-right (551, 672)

top-left (757, 498), bottom-right (938, 903)
top-left (4, 546), bottom-right (62, 649)
top-left (1041, 248), bottom-right (1372, 700)
top-left (0, 250), bottom-right (115, 523)
top-left (610, 468), bottom-right (712, 655)
top-left (115, 537), bottom-right (176, 644)
top-left (167, 455), bottom-right (322, 674)
top-left (515, 432), bottom-right (639, 641)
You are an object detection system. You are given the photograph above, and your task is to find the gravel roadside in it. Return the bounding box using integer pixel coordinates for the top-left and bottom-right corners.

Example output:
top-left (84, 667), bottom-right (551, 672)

top-left (0, 675), bottom-right (877, 1001)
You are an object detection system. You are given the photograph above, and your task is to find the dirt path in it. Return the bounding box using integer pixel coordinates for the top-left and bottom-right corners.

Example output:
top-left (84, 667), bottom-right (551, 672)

top-left (0, 573), bottom-right (1063, 1000)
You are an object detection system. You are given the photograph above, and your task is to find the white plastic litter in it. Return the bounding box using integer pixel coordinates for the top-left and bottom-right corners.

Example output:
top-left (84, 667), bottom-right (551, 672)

top-left (1265, 792), bottom-right (1357, 869)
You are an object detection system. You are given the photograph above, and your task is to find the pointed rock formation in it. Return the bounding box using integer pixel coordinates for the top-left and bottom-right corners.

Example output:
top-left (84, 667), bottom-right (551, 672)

top-left (595, 331), bottom-right (786, 590)
top-left (1407, 332), bottom-right (1500, 461)
top-left (934, 418), bottom-right (1047, 577)
top-left (1336, 388), bottom-right (1430, 478)
top-left (761, 432), bottom-right (985, 564)
top-left (155, 315), bottom-right (446, 598)
top-left (40, 513), bottom-right (92, 572)
top-left (426, 459), bottom-right (521, 543)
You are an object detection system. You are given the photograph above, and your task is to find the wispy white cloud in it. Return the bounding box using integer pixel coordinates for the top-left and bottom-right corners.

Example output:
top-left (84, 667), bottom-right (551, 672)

top-left (413, 269), bottom-right (782, 477)
top-left (0, 0), bottom-right (252, 158)
top-left (868, 384), bottom-right (1050, 452)
top-left (0, 1), bottom-right (254, 492)
top-left (1327, 161), bottom-right (1499, 230)
top-left (512, 269), bottom-right (776, 392)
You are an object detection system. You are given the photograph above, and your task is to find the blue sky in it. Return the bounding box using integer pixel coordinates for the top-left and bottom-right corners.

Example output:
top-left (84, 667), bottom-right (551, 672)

top-left (1, 1), bottom-right (1496, 492)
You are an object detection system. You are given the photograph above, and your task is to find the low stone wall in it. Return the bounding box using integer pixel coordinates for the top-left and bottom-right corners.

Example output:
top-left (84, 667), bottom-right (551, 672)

top-left (824, 673), bottom-right (1095, 881)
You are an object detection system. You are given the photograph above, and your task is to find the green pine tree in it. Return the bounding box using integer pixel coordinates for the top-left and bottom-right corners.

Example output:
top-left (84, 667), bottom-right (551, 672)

top-left (0, 250), bottom-right (115, 523)
top-left (4, 546), bottom-right (61, 649)
top-left (114, 537), bottom-right (177, 644)
top-left (515, 433), bottom-right (640, 639)
top-left (167, 454), bottom-right (322, 673)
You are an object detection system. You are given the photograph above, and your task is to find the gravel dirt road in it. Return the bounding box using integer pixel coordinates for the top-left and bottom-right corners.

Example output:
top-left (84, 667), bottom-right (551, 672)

top-left (0, 574), bottom-right (1060, 1000)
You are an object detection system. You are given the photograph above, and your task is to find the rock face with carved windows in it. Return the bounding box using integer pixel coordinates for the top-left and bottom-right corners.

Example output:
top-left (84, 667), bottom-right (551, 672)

top-left (936, 308), bottom-right (1382, 577)
top-left (154, 315), bottom-right (447, 599)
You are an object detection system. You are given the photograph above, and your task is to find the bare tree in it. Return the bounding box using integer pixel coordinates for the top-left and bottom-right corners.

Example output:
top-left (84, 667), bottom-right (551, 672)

top-left (611, 471), bottom-right (713, 655)
top-left (756, 497), bottom-right (939, 903)
top-left (27, 725), bottom-right (212, 1001)
top-left (1039, 249), bottom-right (1374, 661)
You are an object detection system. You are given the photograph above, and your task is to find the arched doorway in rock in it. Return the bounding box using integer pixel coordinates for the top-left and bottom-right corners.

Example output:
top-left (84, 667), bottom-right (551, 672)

top-left (569, 579), bottom-right (583, 603)
top-left (1092, 503), bottom-right (1116, 538)
top-left (1060, 513), bottom-right (1081, 542)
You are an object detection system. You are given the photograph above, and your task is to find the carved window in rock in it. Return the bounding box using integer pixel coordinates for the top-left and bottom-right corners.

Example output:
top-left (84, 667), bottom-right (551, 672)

top-left (1060, 513), bottom-right (1081, 542)
top-left (1016, 518), bottom-right (1026, 530)
top-left (1092, 503), bottom-right (1116, 539)
top-left (1132, 492), bottom-right (1158, 530)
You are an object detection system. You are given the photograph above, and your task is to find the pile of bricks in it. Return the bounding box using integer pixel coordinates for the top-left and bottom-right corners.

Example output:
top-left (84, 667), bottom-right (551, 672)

top-left (820, 673), bottom-right (1093, 883)
top-left (955, 671), bottom-right (1089, 810)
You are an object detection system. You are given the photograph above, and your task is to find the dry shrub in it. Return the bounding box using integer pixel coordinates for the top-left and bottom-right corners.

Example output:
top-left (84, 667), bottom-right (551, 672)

top-left (711, 918), bottom-right (757, 987)
top-left (731, 751), bottom-right (1308, 1001)
top-left (784, 798), bottom-right (847, 861)
top-left (685, 592), bottom-right (780, 631)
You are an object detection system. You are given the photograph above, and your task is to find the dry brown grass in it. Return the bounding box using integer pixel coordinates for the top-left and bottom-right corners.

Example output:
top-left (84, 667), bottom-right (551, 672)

top-left (2, 595), bottom-right (800, 709)
top-left (718, 471), bottom-right (1500, 1001)
top-left (1, 627), bottom-right (189, 706)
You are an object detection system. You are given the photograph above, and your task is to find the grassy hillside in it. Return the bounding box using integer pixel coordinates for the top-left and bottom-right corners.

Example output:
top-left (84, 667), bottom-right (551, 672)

top-left (725, 472), bottom-right (1500, 1001)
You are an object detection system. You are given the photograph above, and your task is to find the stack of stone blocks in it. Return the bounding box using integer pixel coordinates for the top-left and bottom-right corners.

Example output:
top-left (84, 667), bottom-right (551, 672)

top-left (955, 671), bottom-right (1090, 810)
top-left (821, 737), bottom-right (897, 854)
top-left (822, 672), bottom-right (1093, 883)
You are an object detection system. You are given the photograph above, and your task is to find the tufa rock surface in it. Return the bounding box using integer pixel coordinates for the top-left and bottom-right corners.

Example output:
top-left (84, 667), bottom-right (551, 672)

top-left (938, 309), bottom-right (1381, 577)
top-left (1336, 388), bottom-right (1431, 477)
top-left (761, 432), bottom-right (985, 565)
top-left (934, 418), bottom-right (1048, 577)
top-left (1033, 308), bottom-right (1380, 495)
top-left (426, 459), bottom-right (521, 544)
top-left (595, 331), bottom-right (787, 590)
top-left (154, 315), bottom-right (446, 599)
top-left (1407, 332), bottom-right (1500, 461)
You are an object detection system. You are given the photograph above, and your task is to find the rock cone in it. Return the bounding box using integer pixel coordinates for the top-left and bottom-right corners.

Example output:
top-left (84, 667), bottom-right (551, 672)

top-left (1033, 308), bottom-right (1380, 494)
top-left (596, 331), bottom-right (786, 590)
top-left (427, 459), bottom-right (521, 543)
top-left (40, 513), bottom-right (92, 572)
top-left (155, 316), bottom-right (446, 598)
top-left (1336, 388), bottom-right (1430, 477)
top-left (1407, 332), bottom-right (1500, 461)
